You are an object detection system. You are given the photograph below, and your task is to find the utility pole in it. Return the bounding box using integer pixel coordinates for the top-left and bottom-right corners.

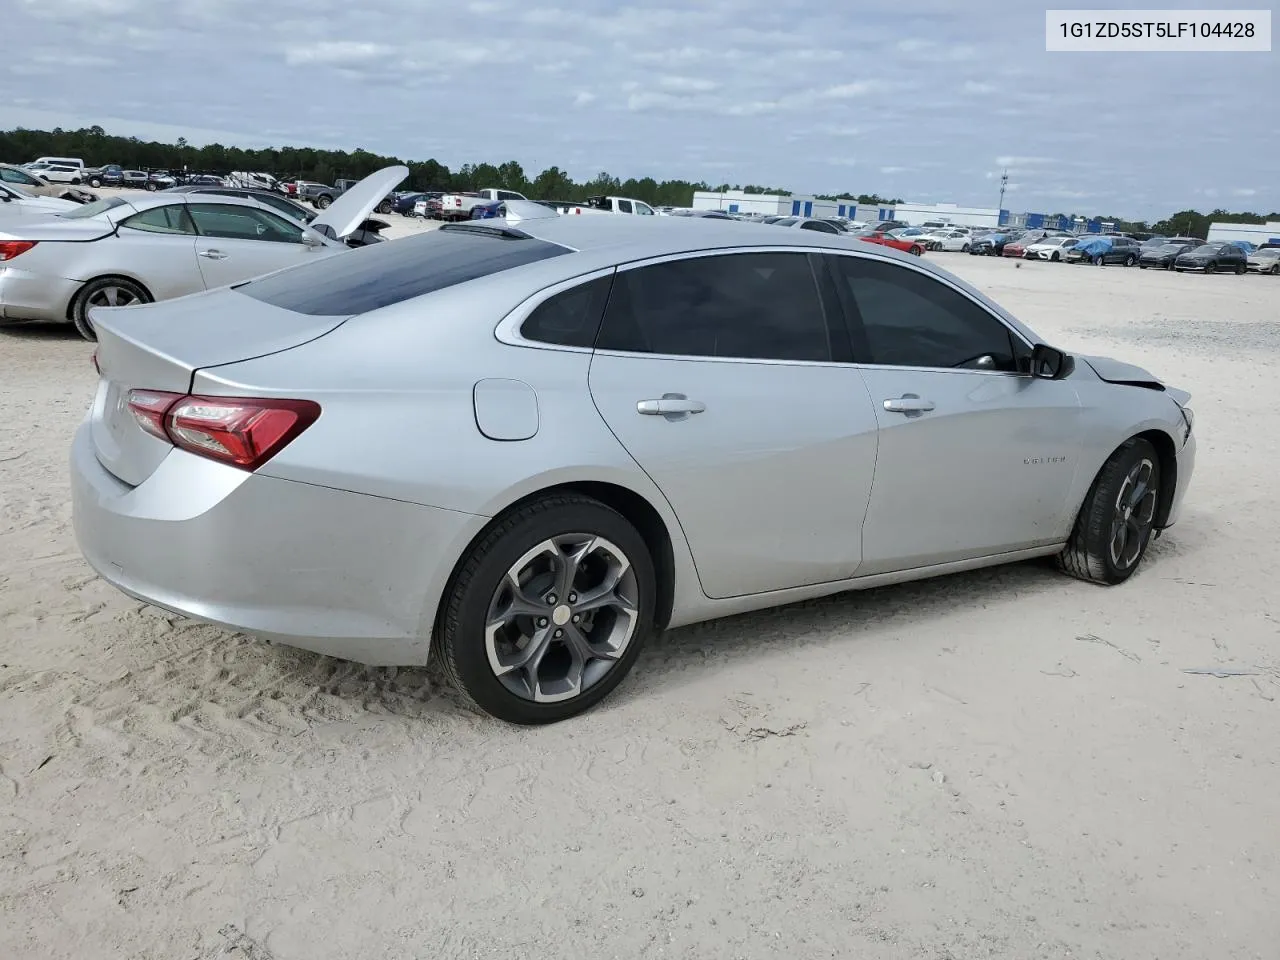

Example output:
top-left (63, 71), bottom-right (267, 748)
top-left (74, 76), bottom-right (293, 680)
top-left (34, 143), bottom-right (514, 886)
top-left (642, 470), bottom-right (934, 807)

top-left (997, 168), bottom-right (1009, 216)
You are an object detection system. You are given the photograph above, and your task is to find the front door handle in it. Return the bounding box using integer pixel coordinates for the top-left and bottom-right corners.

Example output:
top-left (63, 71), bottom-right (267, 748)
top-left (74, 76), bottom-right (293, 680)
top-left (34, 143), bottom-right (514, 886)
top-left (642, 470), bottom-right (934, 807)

top-left (883, 395), bottom-right (936, 414)
top-left (198, 249), bottom-right (228, 260)
top-left (637, 394), bottom-right (706, 420)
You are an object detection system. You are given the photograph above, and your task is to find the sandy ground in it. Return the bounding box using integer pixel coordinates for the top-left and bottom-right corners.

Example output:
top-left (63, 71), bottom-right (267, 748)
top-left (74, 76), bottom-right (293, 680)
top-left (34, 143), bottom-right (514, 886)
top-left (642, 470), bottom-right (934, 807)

top-left (1, 220), bottom-right (1279, 960)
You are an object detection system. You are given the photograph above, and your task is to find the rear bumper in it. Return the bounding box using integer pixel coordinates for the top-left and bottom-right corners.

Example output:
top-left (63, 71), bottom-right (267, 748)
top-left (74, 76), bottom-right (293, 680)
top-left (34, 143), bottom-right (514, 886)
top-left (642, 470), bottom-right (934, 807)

top-left (70, 422), bottom-right (486, 666)
top-left (0, 266), bottom-right (79, 322)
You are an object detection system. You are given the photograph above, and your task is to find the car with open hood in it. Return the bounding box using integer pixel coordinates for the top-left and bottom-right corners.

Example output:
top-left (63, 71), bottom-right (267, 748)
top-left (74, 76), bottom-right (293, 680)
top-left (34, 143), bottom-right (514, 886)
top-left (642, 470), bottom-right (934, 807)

top-left (0, 181), bottom-right (82, 222)
top-left (68, 214), bottom-right (1195, 724)
top-left (0, 165), bottom-right (409, 339)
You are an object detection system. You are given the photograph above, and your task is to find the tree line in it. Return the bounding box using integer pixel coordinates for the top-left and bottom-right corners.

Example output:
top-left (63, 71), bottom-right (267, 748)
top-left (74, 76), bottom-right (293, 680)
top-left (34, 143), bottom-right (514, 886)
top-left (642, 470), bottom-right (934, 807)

top-left (2, 126), bottom-right (1274, 233)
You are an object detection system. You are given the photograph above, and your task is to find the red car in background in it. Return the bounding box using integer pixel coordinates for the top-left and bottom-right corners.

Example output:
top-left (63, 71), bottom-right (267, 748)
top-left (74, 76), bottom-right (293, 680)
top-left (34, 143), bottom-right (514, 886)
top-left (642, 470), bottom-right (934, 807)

top-left (857, 230), bottom-right (925, 256)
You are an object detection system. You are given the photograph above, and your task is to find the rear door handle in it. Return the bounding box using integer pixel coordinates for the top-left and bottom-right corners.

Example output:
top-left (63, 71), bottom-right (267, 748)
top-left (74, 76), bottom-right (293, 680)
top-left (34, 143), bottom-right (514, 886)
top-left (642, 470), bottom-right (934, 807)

top-left (637, 394), bottom-right (706, 419)
top-left (198, 249), bottom-right (227, 260)
top-left (883, 396), bottom-right (936, 414)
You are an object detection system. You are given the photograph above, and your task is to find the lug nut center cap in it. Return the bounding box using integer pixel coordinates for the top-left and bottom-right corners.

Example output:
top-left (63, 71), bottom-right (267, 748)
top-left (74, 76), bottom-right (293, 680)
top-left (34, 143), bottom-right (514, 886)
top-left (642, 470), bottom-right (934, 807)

top-left (552, 604), bottom-right (572, 626)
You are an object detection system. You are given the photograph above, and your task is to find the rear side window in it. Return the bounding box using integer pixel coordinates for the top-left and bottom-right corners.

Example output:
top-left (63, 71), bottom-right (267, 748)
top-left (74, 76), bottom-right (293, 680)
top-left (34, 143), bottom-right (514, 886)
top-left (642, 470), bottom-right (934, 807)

top-left (595, 252), bottom-right (832, 362)
top-left (519, 275), bottom-right (614, 348)
top-left (121, 205), bottom-right (195, 235)
top-left (237, 226), bottom-right (571, 316)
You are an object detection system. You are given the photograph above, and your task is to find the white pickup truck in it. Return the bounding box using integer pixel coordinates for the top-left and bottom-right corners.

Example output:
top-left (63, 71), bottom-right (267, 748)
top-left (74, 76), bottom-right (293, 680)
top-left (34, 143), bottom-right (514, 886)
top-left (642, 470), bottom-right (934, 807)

top-left (554, 196), bottom-right (657, 216)
top-left (437, 187), bottom-right (527, 220)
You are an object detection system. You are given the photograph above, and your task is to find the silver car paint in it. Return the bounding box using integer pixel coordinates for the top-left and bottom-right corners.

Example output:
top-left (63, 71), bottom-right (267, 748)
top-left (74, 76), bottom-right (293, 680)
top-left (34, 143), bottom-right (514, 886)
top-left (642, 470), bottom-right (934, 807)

top-left (72, 216), bottom-right (1196, 664)
top-left (1, 166), bottom-right (406, 324)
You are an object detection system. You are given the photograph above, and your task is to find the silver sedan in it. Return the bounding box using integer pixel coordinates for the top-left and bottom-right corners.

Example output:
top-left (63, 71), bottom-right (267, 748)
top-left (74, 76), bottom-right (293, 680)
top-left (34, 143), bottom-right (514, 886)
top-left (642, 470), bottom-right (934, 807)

top-left (71, 216), bottom-right (1197, 724)
top-left (0, 166), bottom-right (407, 339)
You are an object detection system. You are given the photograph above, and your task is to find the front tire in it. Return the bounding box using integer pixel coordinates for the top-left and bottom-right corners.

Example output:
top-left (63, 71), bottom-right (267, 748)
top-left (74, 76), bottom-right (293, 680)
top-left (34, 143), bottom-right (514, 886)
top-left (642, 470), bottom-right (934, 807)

top-left (69, 276), bottom-right (151, 341)
top-left (316, 195), bottom-right (333, 209)
top-left (1058, 438), bottom-right (1161, 585)
top-left (1235, 263), bottom-right (1246, 275)
top-left (961, 243), bottom-right (970, 253)
top-left (1125, 254), bottom-right (1136, 266)
top-left (88, 176), bottom-right (102, 188)
top-left (1204, 263), bottom-right (1216, 274)
top-left (436, 494), bottom-right (656, 724)
top-left (145, 182), bottom-right (158, 191)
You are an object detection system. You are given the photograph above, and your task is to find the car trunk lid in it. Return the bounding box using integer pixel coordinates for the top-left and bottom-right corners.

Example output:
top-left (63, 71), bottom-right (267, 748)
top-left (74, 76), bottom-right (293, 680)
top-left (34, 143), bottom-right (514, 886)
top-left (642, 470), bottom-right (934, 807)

top-left (0, 218), bottom-right (115, 242)
top-left (89, 289), bottom-right (347, 486)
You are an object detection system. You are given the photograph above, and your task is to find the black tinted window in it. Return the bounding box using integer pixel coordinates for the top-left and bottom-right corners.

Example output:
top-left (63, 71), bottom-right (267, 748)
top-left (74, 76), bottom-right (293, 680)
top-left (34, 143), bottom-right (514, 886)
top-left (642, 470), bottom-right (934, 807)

top-left (829, 255), bottom-right (1021, 371)
top-left (800, 220), bottom-right (838, 233)
top-left (596, 252), bottom-right (832, 362)
top-left (520, 275), bottom-right (614, 348)
top-left (237, 225), bottom-right (570, 316)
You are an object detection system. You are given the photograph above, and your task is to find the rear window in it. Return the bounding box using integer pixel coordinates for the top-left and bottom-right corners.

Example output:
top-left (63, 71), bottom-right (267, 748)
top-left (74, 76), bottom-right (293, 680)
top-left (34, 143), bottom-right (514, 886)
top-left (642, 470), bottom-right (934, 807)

top-left (235, 225), bottom-right (571, 316)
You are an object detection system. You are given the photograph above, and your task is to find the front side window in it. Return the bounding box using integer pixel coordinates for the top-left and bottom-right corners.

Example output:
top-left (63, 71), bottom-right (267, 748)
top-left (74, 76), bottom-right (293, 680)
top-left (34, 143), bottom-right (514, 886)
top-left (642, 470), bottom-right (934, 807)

top-left (120, 205), bottom-right (196, 235)
top-left (519, 275), bottom-right (614, 348)
top-left (188, 203), bottom-right (305, 243)
top-left (828, 255), bottom-right (1023, 371)
top-left (635, 202), bottom-right (655, 215)
top-left (595, 252), bottom-right (832, 363)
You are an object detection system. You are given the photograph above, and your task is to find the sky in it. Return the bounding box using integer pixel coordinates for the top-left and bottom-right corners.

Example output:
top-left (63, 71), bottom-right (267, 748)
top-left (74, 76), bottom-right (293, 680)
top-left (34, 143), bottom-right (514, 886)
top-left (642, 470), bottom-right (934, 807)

top-left (4, 0), bottom-right (1277, 221)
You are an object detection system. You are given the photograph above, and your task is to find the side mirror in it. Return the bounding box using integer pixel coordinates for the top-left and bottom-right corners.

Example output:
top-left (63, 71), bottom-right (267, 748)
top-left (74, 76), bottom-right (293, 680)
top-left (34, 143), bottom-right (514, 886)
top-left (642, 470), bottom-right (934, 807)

top-left (1031, 343), bottom-right (1075, 380)
top-left (301, 230), bottom-right (324, 248)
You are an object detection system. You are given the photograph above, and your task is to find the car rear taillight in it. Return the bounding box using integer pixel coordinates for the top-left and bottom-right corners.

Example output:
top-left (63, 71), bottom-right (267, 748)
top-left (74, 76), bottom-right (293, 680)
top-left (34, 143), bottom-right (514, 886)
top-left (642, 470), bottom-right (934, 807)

top-left (126, 390), bottom-right (320, 471)
top-left (0, 240), bottom-right (36, 261)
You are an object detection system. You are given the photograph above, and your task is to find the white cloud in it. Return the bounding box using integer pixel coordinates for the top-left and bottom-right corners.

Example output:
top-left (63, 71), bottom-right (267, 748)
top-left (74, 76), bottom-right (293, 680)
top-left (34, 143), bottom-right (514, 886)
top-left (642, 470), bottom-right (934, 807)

top-left (284, 41), bottom-right (392, 67)
top-left (1, 0), bottom-right (1275, 221)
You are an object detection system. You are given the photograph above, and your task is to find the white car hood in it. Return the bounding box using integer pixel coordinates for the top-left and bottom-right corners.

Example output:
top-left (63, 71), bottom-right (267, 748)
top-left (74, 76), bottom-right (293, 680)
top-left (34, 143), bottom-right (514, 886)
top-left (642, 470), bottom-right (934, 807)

top-left (310, 165), bottom-right (409, 240)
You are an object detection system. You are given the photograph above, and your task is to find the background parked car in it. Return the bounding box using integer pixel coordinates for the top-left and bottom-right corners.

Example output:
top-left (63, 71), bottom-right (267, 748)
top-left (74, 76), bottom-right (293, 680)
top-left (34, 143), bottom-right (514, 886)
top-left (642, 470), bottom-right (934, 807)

top-left (1174, 242), bottom-right (1248, 274)
top-left (82, 164), bottom-right (124, 188)
top-left (1066, 235), bottom-right (1141, 266)
top-left (1, 162), bottom-right (65, 197)
top-left (1139, 238), bottom-right (1201, 269)
top-left (1246, 246), bottom-right (1280, 275)
top-left (0, 181), bottom-right (82, 222)
top-left (1024, 236), bottom-right (1077, 261)
top-left (25, 161), bottom-right (83, 185)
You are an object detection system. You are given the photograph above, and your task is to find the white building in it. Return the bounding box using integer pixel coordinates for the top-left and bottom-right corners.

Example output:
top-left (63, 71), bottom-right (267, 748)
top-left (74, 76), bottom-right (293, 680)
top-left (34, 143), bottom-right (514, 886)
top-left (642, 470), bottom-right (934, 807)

top-left (1207, 221), bottom-right (1280, 245)
top-left (692, 190), bottom-right (867, 220)
top-left (692, 191), bottom-right (1020, 228)
top-left (889, 202), bottom-right (1007, 229)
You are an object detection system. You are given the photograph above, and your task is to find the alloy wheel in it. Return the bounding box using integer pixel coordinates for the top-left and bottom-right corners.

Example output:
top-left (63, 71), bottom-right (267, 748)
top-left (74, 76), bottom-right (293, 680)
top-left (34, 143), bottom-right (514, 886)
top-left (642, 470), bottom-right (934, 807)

top-left (484, 534), bottom-right (640, 704)
top-left (1109, 458), bottom-right (1158, 570)
top-left (87, 284), bottom-right (141, 309)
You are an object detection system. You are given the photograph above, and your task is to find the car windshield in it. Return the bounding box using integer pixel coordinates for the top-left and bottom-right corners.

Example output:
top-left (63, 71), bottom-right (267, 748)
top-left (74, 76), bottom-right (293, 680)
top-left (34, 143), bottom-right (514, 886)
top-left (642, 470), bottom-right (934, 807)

top-left (1254, 248), bottom-right (1280, 257)
top-left (57, 196), bottom-right (130, 219)
top-left (1186, 244), bottom-right (1216, 254)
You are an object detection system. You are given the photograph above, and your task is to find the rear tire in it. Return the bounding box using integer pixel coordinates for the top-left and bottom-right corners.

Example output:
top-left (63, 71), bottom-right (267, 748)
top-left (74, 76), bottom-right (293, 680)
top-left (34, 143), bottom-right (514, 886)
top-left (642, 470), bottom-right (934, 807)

top-left (376, 200), bottom-right (392, 215)
top-left (1057, 437), bottom-right (1161, 586)
top-left (1205, 263), bottom-right (1216, 274)
top-left (1235, 263), bottom-right (1246, 275)
top-left (69, 276), bottom-right (152, 342)
top-left (1125, 254), bottom-right (1136, 266)
top-left (436, 494), bottom-right (656, 724)
top-left (316, 195), bottom-right (333, 209)
top-left (145, 182), bottom-right (157, 191)
top-left (961, 243), bottom-right (969, 253)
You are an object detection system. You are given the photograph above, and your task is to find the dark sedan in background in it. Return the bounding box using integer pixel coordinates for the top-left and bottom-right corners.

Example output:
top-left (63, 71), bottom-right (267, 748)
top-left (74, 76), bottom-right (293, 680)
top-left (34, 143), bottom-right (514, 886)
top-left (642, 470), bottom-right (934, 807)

top-left (1174, 242), bottom-right (1249, 274)
top-left (1139, 237), bottom-right (1202, 269)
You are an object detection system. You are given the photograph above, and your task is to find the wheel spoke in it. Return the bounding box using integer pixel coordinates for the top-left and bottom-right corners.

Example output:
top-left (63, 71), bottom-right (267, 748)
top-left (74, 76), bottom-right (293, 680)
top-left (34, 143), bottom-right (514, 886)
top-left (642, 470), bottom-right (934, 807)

top-left (1110, 521), bottom-right (1128, 562)
top-left (552, 536), bottom-right (594, 602)
top-left (488, 570), bottom-right (548, 624)
top-left (492, 625), bottom-right (553, 678)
